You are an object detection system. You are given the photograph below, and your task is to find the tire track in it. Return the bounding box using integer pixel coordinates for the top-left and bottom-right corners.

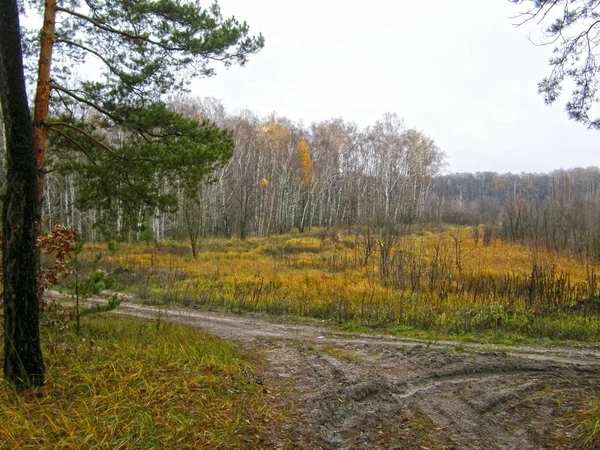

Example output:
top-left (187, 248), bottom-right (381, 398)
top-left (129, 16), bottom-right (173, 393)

top-left (49, 291), bottom-right (600, 449)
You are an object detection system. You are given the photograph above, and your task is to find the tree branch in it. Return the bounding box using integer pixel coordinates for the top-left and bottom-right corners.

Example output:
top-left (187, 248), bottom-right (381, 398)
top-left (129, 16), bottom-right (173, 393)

top-left (48, 121), bottom-right (118, 156)
top-left (56, 5), bottom-right (242, 61)
top-left (55, 38), bottom-right (123, 78)
top-left (512, 0), bottom-right (562, 27)
top-left (51, 83), bottom-right (123, 124)
top-left (48, 127), bottom-right (98, 165)
top-left (56, 6), bottom-right (186, 51)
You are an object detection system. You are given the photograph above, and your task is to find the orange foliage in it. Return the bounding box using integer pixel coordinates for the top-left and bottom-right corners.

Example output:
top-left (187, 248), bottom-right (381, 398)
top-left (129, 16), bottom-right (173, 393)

top-left (36, 224), bottom-right (78, 293)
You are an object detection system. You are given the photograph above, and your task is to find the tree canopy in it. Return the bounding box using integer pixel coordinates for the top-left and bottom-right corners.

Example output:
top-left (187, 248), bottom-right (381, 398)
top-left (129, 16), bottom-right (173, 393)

top-left (0, 0), bottom-right (263, 388)
top-left (513, 0), bottom-right (600, 128)
top-left (25, 0), bottom-right (263, 217)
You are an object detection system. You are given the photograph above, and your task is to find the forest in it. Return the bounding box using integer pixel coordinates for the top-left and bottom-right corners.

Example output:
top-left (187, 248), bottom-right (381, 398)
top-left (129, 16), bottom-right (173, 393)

top-left (2, 0), bottom-right (600, 448)
top-left (24, 96), bottom-right (600, 263)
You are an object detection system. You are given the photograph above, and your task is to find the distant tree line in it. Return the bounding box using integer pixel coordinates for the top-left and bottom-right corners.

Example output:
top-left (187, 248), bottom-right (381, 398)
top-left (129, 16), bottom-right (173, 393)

top-left (33, 97), bottom-right (445, 242)
top-left (428, 168), bottom-right (600, 259)
top-left (17, 96), bottom-right (600, 260)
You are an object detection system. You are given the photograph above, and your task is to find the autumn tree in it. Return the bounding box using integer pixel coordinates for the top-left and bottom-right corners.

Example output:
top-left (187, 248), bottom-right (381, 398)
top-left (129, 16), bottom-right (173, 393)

top-left (258, 117), bottom-right (296, 234)
top-left (229, 113), bottom-right (263, 239)
top-left (310, 119), bottom-right (356, 230)
top-left (296, 136), bottom-right (313, 232)
top-left (181, 190), bottom-right (204, 258)
top-left (359, 114), bottom-right (444, 230)
top-left (298, 136), bottom-right (313, 184)
top-left (36, 102), bottom-right (454, 244)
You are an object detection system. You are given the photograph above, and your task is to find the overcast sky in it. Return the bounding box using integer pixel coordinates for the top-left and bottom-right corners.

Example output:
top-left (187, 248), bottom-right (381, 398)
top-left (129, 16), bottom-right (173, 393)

top-left (192, 0), bottom-right (599, 174)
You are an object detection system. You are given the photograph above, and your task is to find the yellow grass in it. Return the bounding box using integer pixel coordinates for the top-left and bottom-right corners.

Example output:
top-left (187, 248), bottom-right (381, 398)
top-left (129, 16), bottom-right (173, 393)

top-left (90, 227), bottom-right (600, 342)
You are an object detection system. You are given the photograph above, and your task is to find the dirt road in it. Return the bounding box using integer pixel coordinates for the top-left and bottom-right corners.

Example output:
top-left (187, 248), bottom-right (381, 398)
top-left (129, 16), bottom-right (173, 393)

top-left (56, 293), bottom-right (600, 449)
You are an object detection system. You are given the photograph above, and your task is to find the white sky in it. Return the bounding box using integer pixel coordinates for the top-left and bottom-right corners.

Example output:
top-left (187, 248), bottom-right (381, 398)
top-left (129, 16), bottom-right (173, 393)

top-left (192, 0), bottom-right (600, 174)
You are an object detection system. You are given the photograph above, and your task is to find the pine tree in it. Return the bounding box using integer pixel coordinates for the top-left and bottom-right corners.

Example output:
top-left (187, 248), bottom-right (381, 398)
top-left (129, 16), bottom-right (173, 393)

top-left (1, 0), bottom-right (263, 387)
top-left (512, 0), bottom-right (600, 128)
top-left (0, 0), bottom-right (45, 388)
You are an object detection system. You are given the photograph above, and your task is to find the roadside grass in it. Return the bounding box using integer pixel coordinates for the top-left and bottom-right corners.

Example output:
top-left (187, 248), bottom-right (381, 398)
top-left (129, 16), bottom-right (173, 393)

top-left (0, 314), bottom-right (273, 449)
top-left (573, 399), bottom-right (600, 450)
top-left (339, 320), bottom-right (600, 347)
top-left (579, 398), bottom-right (600, 449)
top-left (89, 227), bottom-right (600, 344)
top-left (553, 397), bottom-right (600, 450)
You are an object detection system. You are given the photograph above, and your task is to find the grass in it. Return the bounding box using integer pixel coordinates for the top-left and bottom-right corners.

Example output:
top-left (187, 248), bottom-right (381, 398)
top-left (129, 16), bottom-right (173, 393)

top-left (339, 321), bottom-right (600, 347)
top-left (0, 314), bottom-right (273, 449)
top-left (551, 397), bottom-right (600, 449)
top-left (87, 227), bottom-right (600, 344)
top-left (571, 399), bottom-right (600, 449)
top-left (582, 405), bottom-right (600, 449)
top-left (317, 345), bottom-right (362, 362)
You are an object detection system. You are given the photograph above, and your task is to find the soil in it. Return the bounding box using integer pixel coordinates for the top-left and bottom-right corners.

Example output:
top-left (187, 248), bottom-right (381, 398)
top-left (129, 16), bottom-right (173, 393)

top-left (49, 291), bottom-right (600, 449)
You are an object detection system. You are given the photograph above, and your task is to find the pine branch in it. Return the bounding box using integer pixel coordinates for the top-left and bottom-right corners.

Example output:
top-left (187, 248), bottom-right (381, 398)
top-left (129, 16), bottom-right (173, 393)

top-left (49, 121), bottom-right (118, 156)
top-left (51, 83), bottom-right (123, 124)
top-left (48, 126), bottom-right (98, 165)
top-left (56, 6), bottom-right (186, 51)
top-left (55, 38), bottom-right (124, 78)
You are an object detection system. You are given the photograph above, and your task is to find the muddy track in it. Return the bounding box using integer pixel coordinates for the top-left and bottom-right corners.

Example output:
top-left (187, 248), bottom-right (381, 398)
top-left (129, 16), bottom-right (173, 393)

top-left (51, 292), bottom-right (600, 449)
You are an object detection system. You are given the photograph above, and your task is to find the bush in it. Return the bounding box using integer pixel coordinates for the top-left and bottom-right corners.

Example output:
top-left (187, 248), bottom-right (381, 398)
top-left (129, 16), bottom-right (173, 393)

top-left (107, 240), bottom-right (120, 252)
top-left (139, 227), bottom-right (155, 245)
top-left (71, 270), bottom-right (116, 297)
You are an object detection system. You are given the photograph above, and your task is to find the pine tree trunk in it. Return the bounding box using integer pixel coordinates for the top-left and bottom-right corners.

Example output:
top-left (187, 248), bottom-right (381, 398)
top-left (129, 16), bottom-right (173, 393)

top-left (0, 0), bottom-right (45, 387)
top-left (33, 0), bottom-right (56, 188)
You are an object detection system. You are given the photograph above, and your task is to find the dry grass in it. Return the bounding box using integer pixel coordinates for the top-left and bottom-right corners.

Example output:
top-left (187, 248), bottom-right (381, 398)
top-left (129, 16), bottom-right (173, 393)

top-left (90, 227), bottom-right (600, 342)
top-left (572, 399), bottom-right (600, 449)
top-left (0, 315), bottom-right (272, 449)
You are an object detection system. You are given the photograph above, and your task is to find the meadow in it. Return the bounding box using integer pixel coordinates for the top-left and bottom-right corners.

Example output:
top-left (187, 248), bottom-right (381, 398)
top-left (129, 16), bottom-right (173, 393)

top-left (4, 225), bottom-right (600, 449)
top-left (89, 226), bottom-right (600, 344)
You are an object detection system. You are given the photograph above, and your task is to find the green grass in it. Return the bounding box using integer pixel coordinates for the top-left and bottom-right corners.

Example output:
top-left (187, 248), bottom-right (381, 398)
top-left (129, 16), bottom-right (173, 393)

top-left (317, 345), bottom-right (362, 362)
top-left (339, 319), bottom-right (600, 347)
top-left (0, 314), bottom-right (273, 449)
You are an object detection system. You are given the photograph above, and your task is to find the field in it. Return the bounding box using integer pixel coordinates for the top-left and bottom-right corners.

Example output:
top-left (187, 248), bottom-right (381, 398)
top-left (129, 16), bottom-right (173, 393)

top-left (4, 225), bottom-right (600, 449)
top-left (87, 226), bottom-right (600, 344)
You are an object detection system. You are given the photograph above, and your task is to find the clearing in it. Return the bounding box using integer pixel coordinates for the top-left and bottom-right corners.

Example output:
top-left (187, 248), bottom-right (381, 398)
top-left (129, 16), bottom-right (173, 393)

top-left (52, 291), bottom-right (600, 450)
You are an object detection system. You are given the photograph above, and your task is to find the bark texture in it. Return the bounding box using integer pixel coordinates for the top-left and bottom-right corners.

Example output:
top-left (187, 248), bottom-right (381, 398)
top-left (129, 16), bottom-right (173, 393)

top-left (33, 0), bottom-right (57, 190)
top-left (0, 0), bottom-right (45, 387)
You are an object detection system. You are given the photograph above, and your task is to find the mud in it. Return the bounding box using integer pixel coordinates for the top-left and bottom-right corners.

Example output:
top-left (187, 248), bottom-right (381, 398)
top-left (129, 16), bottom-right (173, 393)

top-left (50, 291), bottom-right (600, 449)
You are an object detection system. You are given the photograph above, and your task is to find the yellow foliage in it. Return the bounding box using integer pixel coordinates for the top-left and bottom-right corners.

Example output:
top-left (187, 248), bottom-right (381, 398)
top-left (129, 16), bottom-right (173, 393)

top-left (297, 136), bottom-right (313, 184)
top-left (259, 118), bottom-right (289, 148)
